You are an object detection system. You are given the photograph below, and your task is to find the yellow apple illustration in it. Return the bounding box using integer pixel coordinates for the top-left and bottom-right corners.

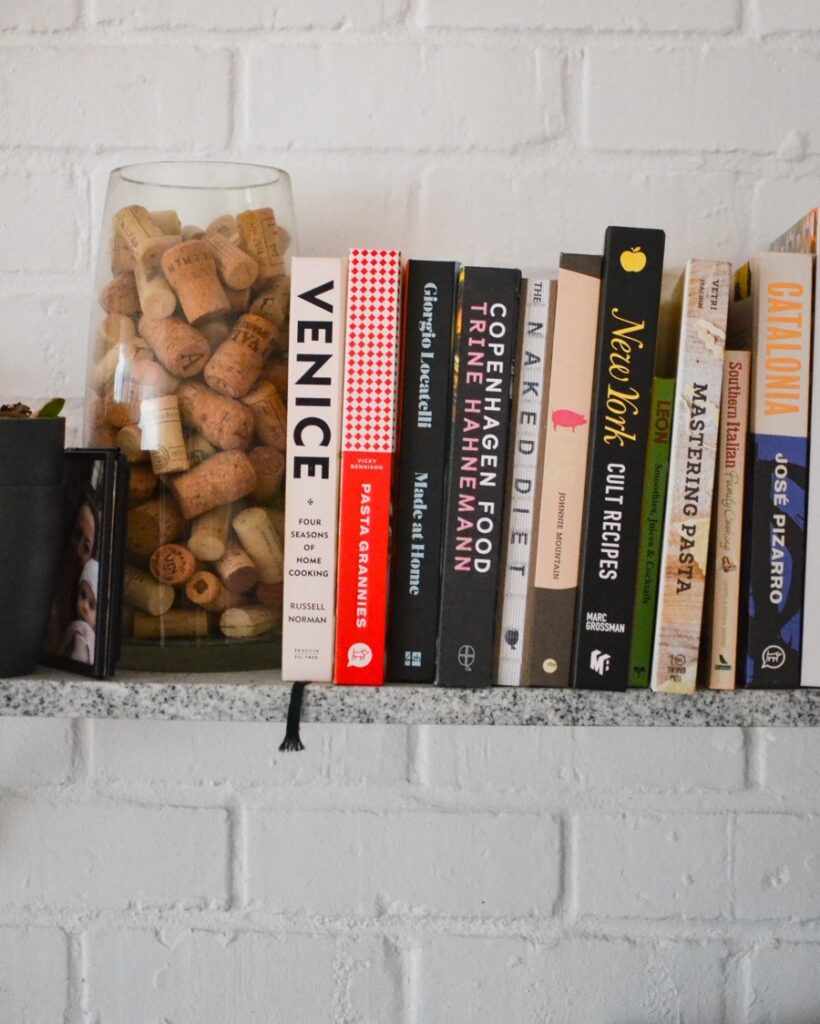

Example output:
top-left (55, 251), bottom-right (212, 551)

top-left (620, 246), bottom-right (647, 272)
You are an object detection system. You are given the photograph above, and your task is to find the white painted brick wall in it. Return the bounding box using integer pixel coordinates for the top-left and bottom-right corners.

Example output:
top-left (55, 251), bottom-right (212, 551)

top-left (0, 1), bottom-right (819, 1020)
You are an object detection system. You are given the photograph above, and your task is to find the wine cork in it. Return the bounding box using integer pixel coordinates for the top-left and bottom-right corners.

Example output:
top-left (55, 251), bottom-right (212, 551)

top-left (259, 355), bottom-right (289, 399)
top-left (116, 424), bottom-right (148, 464)
top-left (177, 381), bottom-right (255, 451)
top-left (114, 205), bottom-right (177, 272)
top-left (127, 495), bottom-right (185, 557)
top-left (188, 504), bottom-right (232, 561)
top-left (139, 395), bottom-right (189, 475)
top-left (186, 431), bottom-right (217, 467)
top-left (123, 565), bottom-right (175, 616)
top-left (237, 208), bottom-right (285, 288)
top-left (128, 464), bottom-right (158, 503)
top-left (134, 262), bottom-right (177, 319)
top-left (241, 379), bottom-right (286, 450)
top-left (110, 231), bottom-right (135, 274)
top-left (129, 356), bottom-right (180, 398)
top-left (149, 543), bottom-right (197, 585)
top-left (256, 580), bottom-right (283, 616)
top-left (224, 284), bottom-right (251, 314)
top-left (185, 570), bottom-right (223, 607)
top-left (181, 224), bottom-right (205, 241)
top-left (204, 314), bottom-right (277, 399)
top-left (250, 274), bottom-right (290, 331)
top-left (199, 319), bottom-right (232, 349)
top-left (220, 605), bottom-right (275, 639)
top-left (133, 609), bottom-right (209, 639)
top-left (167, 450), bottom-right (257, 520)
top-left (139, 316), bottom-right (210, 378)
top-left (207, 214), bottom-right (240, 244)
top-left (233, 506), bottom-right (284, 584)
top-left (105, 388), bottom-right (140, 429)
top-left (91, 340), bottom-right (136, 394)
top-left (248, 446), bottom-right (285, 502)
top-left (100, 272), bottom-right (140, 316)
top-left (204, 232), bottom-right (259, 290)
top-left (160, 240), bottom-right (230, 324)
top-left (89, 419), bottom-right (118, 448)
top-left (149, 209), bottom-right (182, 236)
top-left (98, 313), bottom-right (136, 350)
top-left (216, 539), bottom-right (259, 594)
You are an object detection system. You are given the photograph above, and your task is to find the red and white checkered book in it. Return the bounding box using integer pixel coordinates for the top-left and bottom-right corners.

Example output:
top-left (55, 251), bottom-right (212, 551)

top-left (334, 249), bottom-right (402, 685)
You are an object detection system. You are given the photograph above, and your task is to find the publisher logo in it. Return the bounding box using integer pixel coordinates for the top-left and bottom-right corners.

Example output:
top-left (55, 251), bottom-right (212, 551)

top-left (404, 651), bottom-right (422, 668)
top-left (458, 645), bottom-right (475, 672)
top-left (761, 645), bottom-right (786, 671)
top-left (347, 643), bottom-right (372, 669)
top-left (590, 649), bottom-right (611, 675)
top-left (543, 658), bottom-right (558, 674)
top-left (619, 247), bottom-right (647, 273)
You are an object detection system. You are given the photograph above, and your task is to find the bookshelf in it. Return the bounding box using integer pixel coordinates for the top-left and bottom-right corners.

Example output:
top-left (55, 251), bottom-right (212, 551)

top-left (0, 671), bottom-right (817, 726)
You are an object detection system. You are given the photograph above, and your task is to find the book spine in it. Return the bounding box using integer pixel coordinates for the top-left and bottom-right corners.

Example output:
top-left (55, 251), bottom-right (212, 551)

top-left (707, 350), bottom-right (751, 690)
top-left (741, 251), bottom-right (812, 688)
top-left (282, 258), bottom-right (347, 682)
top-left (526, 255), bottom-right (602, 687)
top-left (628, 376), bottom-right (674, 687)
top-left (651, 259), bottom-right (731, 693)
top-left (572, 226), bottom-right (666, 690)
top-left (386, 261), bottom-right (458, 682)
top-left (496, 278), bottom-right (556, 686)
top-left (437, 266), bottom-right (522, 687)
top-left (333, 249), bottom-right (402, 685)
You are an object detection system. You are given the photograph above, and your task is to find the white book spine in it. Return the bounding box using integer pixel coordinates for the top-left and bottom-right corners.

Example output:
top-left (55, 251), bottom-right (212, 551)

top-left (282, 258), bottom-right (347, 682)
top-left (496, 278), bottom-right (554, 686)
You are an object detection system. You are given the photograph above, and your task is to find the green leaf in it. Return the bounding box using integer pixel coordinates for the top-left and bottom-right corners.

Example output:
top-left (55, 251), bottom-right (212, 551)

top-left (36, 398), bottom-right (65, 419)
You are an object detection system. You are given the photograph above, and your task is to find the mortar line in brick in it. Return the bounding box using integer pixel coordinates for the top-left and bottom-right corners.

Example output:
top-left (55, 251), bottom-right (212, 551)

top-left (727, 811), bottom-right (738, 921)
top-left (70, 718), bottom-right (92, 789)
top-left (744, 727), bottom-right (766, 788)
top-left (406, 725), bottom-right (422, 786)
top-left (228, 798), bottom-right (248, 911)
top-left (66, 928), bottom-right (86, 1024)
top-left (562, 813), bottom-right (578, 925)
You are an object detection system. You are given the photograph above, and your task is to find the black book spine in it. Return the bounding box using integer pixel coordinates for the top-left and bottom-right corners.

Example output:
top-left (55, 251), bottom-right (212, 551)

top-left (386, 260), bottom-right (458, 682)
top-left (572, 227), bottom-right (666, 690)
top-left (436, 266), bottom-right (522, 687)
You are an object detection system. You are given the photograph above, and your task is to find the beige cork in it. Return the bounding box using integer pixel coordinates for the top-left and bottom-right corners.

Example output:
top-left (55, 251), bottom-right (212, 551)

top-left (98, 313), bottom-right (136, 350)
top-left (204, 232), bottom-right (259, 290)
top-left (134, 262), bottom-right (177, 320)
top-left (241, 379), bottom-right (286, 450)
top-left (127, 495), bottom-right (186, 558)
top-left (248, 446), bottom-right (285, 502)
top-left (224, 284), bottom-right (251, 314)
top-left (237, 208), bottom-right (285, 288)
top-left (123, 565), bottom-right (175, 617)
top-left (204, 314), bottom-right (277, 399)
top-left (250, 274), bottom-right (291, 331)
top-left (233, 506), bottom-right (284, 584)
top-left (188, 504), bottom-right (233, 561)
top-left (128, 464), bottom-right (158, 503)
top-left (139, 315), bottom-right (210, 378)
top-left (216, 538), bottom-right (259, 594)
top-left (91, 339), bottom-right (136, 395)
top-left (149, 209), bottom-right (182, 236)
top-left (114, 205), bottom-right (177, 272)
top-left (167, 450), bottom-right (257, 520)
top-left (177, 380), bottom-right (255, 451)
top-left (199, 319), bottom-right (232, 349)
top-left (149, 543), bottom-right (198, 585)
top-left (258, 355), bottom-right (289, 400)
top-left (160, 240), bottom-right (230, 324)
top-left (100, 272), bottom-right (140, 316)
top-left (206, 214), bottom-right (240, 244)
top-left (116, 424), bottom-right (148, 464)
top-left (186, 431), bottom-right (217, 467)
top-left (181, 224), bottom-right (205, 241)
top-left (139, 395), bottom-right (190, 475)
top-left (133, 608), bottom-right (209, 639)
top-left (110, 231), bottom-right (135, 274)
top-left (129, 357), bottom-right (180, 398)
top-left (184, 570), bottom-right (223, 607)
top-left (219, 604), bottom-right (275, 639)
top-left (104, 389), bottom-right (140, 429)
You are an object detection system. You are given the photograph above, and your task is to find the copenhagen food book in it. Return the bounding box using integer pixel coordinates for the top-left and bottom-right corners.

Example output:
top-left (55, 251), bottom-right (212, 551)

top-left (437, 266), bottom-right (522, 687)
top-left (737, 252), bottom-right (812, 688)
top-left (496, 277), bottom-right (556, 686)
top-left (386, 260), bottom-right (458, 683)
top-left (333, 249), bottom-right (402, 685)
top-left (526, 254), bottom-right (602, 687)
top-left (651, 259), bottom-right (730, 694)
top-left (282, 257), bottom-right (347, 682)
top-left (572, 227), bottom-right (665, 690)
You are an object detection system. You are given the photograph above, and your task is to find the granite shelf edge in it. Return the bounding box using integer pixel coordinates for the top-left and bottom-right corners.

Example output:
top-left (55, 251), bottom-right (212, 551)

top-left (0, 672), bottom-right (818, 725)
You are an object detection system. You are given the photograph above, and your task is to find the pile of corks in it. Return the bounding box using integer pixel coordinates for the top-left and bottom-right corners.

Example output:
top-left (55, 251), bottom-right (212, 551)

top-left (90, 205), bottom-right (291, 643)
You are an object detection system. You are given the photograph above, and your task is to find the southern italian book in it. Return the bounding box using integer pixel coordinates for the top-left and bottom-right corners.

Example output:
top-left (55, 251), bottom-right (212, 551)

top-left (572, 226), bottom-right (665, 690)
top-left (706, 349), bottom-right (751, 690)
top-left (496, 277), bottom-right (556, 687)
top-left (333, 249), bottom-right (402, 685)
top-left (282, 257), bottom-right (347, 683)
top-left (738, 251), bottom-right (812, 688)
top-left (436, 265), bottom-right (522, 687)
top-left (628, 375), bottom-right (674, 687)
top-left (386, 260), bottom-right (458, 683)
top-left (769, 210), bottom-right (820, 688)
top-left (651, 259), bottom-right (731, 694)
top-left (526, 254), bottom-right (601, 688)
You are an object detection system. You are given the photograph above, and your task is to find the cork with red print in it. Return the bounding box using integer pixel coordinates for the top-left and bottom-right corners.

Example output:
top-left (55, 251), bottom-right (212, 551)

top-left (334, 249), bottom-right (402, 685)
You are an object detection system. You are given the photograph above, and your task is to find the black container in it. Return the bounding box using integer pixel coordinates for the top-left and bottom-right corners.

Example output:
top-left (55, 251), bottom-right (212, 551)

top-left (0, 417), bottom-right (65, 676)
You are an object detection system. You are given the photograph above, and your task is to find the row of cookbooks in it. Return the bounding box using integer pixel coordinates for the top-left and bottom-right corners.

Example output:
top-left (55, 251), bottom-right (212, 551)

top-left (281, 209), bottom-right (820, 692)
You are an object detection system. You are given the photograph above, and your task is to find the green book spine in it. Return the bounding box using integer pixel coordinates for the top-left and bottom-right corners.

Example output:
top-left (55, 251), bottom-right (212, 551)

top-left (628, 376), bottom-right (675, 687)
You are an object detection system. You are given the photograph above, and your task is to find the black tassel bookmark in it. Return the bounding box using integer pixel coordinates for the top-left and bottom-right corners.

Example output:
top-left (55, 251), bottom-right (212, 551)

top-left (279, 682), bottom-right (308, 752)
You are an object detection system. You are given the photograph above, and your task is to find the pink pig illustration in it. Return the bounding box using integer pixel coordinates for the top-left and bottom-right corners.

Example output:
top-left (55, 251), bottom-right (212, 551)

top-left (552, 409), bottom-right (587, 431)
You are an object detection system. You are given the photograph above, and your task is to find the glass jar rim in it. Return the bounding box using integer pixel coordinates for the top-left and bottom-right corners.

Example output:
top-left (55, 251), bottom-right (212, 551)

top-left (112, 161), bottom-right (289, 191)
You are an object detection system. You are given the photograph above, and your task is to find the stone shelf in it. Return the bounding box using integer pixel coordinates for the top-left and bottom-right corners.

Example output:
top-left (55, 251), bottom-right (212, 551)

top-left (0, 670), bottom-right (817, 726)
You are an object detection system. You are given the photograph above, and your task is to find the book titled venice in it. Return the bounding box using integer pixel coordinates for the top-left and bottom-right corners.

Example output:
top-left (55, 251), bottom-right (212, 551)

top-left (333, 249), bottom-right (402, 685)
top-left (437, 266), bottom-right (522, 687)
top-left (739, 251), bottom-right (812, 688)
top-left (496, 277), bottom-right (556, 686)
top-left (651, 260), bottom-right (730, 694)
top-left (282, 258), bottom-right (347, 682)
top-left (572, 227), bottom-right (665, 690)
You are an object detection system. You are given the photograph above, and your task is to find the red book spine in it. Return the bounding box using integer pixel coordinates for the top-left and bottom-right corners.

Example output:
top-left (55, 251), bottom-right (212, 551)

top-left (334, 249), bottom-right (402, 684)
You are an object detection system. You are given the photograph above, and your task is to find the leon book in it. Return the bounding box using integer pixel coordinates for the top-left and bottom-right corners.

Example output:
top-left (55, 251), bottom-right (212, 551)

top-left (437, 266), bottom-right (522, 687)
top-left (333, 249), bottom-right (402, 685)
top-left (651, 259), bottom-right (731, 694)
top-left (572, 226), bottom-right (665, 690)
top-left (496, 277), bottom-right (556, 687)
top-left (386, 260), bottom-right (458, 683)
top-left (738, 251), bottom-right (812, 688)
top-left (525, 255), bottom-right (601, 688)
top-left (282, 258), bottom-right (347, 683)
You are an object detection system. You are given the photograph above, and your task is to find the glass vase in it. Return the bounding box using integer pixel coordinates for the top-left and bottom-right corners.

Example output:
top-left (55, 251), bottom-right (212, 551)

top-left (84, 161), bottom-right (296, 672)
